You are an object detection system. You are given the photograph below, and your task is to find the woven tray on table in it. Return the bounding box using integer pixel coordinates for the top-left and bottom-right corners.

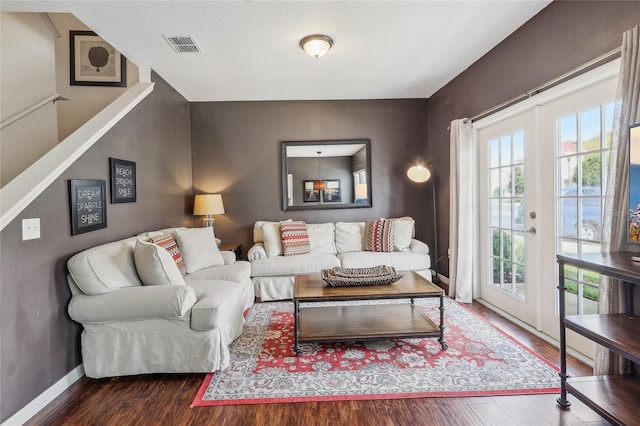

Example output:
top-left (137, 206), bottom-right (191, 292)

top-left (320, 265), bottom-right (402, 287)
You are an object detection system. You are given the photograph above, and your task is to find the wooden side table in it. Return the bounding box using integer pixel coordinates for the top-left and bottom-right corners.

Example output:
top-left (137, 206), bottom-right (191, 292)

top-left (219, 243), bottom-right (242, 260)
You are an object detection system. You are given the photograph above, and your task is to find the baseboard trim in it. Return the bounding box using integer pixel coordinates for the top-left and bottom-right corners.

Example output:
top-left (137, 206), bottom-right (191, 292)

top-left (474, 298), bottom-right (594, 368)
top-left (2, 364), bottom-right (84, 426)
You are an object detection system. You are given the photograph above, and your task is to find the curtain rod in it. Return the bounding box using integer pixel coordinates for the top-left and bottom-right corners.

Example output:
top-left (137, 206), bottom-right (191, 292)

top-left (461, 46), bottom-right (622, 125)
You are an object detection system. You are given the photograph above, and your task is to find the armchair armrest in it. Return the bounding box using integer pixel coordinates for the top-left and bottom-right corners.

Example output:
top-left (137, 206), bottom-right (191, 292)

top-left (68, 285), bottom-right (197, 324)
top-left (247, 243), bottom-right (267, 261)
top-left (220, 251), bottom-right (236, 265)
top-left (410, 239), bottom-right (429, 254)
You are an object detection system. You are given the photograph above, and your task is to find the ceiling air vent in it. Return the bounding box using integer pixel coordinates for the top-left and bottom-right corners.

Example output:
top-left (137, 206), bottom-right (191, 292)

top-left (163, 35), bottom-right (201, 53)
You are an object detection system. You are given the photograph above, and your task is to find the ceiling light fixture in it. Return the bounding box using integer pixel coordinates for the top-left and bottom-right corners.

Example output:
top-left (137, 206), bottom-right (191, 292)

top-left (299, 34), bottom-right (333, 59)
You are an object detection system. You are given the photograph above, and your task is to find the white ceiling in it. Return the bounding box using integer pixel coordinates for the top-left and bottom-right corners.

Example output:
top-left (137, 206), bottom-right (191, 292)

top-left (2, 1), bottom-right (551, 102)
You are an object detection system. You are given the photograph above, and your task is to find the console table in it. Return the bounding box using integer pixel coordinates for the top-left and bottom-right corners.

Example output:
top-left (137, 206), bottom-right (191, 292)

top-left (556, 252), bottom-right (640, 425)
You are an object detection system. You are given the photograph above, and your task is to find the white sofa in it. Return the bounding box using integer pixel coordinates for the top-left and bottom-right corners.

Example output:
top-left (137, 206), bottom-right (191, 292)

top-left (66, 227), bottom-right (254, 378)
top-left (247, 218), bottom-right (431, 301)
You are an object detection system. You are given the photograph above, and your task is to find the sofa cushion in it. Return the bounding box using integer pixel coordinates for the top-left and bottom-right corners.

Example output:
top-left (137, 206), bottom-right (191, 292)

top-left (335, 222), bottom-right (364, 254)
top-left (261, 221), bottom-right (290, 258)
top-left (307, 223), bottom-right (336, 254)
top-left (280, 221), bottom-right (311, 256)
top-left (67, 237), bottom-right (143, 295)
top-left (174, 227), bottom-right (224, 273)
top-left (365, 219), bottom-right (395, 252)
top-left (393, 217), bottom-right (415, 252)
top-left (149, 233), bottom-right (187, 275)
top-left (250, 253), bottom-right (340, 276)
top-left (134, 239), bottom-right (186, 286)
top-left (253, 220), bottom-right (290, 244)
top-left (184, 261), bottom-right (251, 284)
top-left (188, 280), bottom-right (245, 331)
top-left (338, 251), bottom-right (429, 271)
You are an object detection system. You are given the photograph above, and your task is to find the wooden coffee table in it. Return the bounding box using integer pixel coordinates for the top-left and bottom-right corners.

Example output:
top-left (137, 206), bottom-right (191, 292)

top-left (292, 271), bottom-right (447, 355)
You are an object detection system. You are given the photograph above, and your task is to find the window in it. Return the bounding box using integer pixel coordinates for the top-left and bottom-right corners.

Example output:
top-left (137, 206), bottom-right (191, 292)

top-left (556, 101), bottom-right (614, 315)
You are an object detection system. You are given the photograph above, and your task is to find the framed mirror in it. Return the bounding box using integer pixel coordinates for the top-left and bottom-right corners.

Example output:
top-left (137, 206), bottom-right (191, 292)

top-left (282, 139), bottom-right (372, 211)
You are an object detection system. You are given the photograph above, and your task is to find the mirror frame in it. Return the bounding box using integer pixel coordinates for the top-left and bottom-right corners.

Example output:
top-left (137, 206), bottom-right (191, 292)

top-left (629, 123), bottom-right (640, 244)
top-left (281, 139), bottom-right (372, 211)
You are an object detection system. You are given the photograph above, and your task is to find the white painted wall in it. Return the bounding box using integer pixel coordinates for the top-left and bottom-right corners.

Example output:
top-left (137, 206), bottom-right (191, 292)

top-left (1, 13), bottom-right (58, 187)
top-left (49, 13), bottom-right (139, 141)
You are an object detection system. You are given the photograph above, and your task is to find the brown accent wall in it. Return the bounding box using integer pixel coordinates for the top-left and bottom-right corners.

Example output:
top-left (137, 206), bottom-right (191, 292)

top-left (427, 1), bottom-right (640, 277)
top-left (0, 73), bottom-right (192, 422)
top-left (190, 100), bottom-right (429, 254)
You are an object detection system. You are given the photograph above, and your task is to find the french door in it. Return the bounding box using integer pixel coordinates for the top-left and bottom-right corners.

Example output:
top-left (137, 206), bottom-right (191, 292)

top-left (478, 111), bottom-right (539, 327)
top-left (475, 61), bottom-right (618, 358)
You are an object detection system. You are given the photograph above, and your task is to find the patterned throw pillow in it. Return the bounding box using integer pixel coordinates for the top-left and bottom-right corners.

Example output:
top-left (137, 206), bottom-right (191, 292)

top-left (280, 221), bottom-right (311, 256)
top-left (149, 233), bottom-right (187, 276)
top-left (364, 219), bottom-right (395, 252)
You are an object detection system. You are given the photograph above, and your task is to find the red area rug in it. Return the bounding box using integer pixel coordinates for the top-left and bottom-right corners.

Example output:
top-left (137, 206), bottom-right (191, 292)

top-left (192, 298), bottom-right (559, 406)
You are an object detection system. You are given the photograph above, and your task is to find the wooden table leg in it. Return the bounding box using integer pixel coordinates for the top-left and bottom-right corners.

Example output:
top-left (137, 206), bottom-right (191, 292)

top-left (293, 300), bottom-right (302, 356)
top-left (438, 294), bottom-right (447, 350)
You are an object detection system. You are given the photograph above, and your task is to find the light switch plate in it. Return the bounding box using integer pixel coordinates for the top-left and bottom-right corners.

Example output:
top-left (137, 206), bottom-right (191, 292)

top-left (22, 218), bottom-right (41, 240)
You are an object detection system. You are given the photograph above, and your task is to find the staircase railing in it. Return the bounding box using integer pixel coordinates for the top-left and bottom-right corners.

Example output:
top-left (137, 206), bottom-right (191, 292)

top-left (1, 93), bottom-right (67, 130)
top-left (0, 82), bottom-right (154, 232)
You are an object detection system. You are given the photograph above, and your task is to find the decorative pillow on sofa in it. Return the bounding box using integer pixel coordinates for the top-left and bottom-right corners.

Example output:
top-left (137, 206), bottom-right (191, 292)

top-left (335, 222), bottom-right (364, 253)
top-left (174, 227), bottom-right (224, 274)
top-left (149, 233), bottom-right (187, 275)
top-left (261, 220), bottom-right (292, 258)
top-left (280, 221), bottom-right (311, 256)
top-left (134, 239), bottom-right (186, 286)
top-left (392, 217), bottom-right (415, 252)
top-left (364, 219), bottom-right (395, 252)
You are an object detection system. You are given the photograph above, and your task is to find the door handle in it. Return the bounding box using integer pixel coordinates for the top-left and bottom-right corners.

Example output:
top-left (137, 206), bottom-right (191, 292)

top-left (526, 227), bottom-right (536, 235)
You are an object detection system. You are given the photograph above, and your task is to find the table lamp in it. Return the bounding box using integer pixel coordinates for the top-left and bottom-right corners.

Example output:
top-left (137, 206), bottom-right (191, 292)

top-left (193, 194), bottom-right (225, 230)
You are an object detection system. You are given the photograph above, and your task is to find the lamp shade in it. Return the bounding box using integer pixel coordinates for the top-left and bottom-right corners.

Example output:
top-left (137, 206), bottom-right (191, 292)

top-left (407, 164), bottom-right (431, 183)
top-left (300, 34), bottom-right (333, 58)
top-left (193, 194), bottom-right (225, 215)
top-left (313, 180), bottom-right (327, 191)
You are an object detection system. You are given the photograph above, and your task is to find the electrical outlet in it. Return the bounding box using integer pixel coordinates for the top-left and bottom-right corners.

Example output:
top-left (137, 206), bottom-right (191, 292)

top-left (22, 218), bottom-right (41, 240)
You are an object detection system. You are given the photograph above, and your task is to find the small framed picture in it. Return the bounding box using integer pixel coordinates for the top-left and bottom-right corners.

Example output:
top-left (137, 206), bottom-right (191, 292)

top-left (109, 158), bottom-right (136, 203)
top-left (70, 30), bottom-right (126, 87)
top-left (69, 179), bottom-right (107, 235)
top-left (303, 180), bottom-right (320, 202)
top-left (323, 180), bottom-right (341, 202)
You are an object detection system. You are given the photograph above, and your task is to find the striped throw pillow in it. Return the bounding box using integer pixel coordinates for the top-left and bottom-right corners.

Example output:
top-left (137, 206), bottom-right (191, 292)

top-left (149, 233), bottom-right (187, 276)
top-left (280, 221), bottom-right (311, 256)
top-left (365, 219), bottom-right (395, 252)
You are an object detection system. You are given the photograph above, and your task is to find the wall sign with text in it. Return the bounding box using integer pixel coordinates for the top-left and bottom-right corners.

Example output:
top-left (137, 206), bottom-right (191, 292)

top-left (110, 158), bottom-right (136, 203)
top-left (69, 179), bottom-right (107, 235)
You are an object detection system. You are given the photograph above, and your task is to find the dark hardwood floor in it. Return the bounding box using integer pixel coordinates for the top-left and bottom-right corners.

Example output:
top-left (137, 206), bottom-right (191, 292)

top-left (26, 302), bottom-right (608, 426)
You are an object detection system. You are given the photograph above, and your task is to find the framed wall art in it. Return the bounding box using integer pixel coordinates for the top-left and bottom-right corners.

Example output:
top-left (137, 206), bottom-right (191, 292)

top-left (322, 179), bottom-right (341, 202)
top-left (303, 180), bottom-right (320, 202)
top-left (70, 30), bottom-right (126, 87)
top-left (69, 179), bottom-right (107, 235)
top-left (109, 158), bottom-right (136, 203)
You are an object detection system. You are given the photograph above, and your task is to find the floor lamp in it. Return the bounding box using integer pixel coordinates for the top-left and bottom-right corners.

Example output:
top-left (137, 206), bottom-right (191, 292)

top-left (407, 160), bottom-right (441, 284)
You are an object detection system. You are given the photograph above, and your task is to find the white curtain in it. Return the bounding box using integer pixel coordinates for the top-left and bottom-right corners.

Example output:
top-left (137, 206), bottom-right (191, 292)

top-left (594, 25), bottom-right (640, 375)
top-left (449, 119), bottom-right (475, 303)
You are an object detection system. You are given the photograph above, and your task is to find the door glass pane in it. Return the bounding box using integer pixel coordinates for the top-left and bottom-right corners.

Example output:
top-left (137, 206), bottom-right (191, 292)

top-left (500, 135), bottom-right (511, 167)
top-left (488, 130), bottom-right (526, 300)
top-left (580, 107), bottom-right (601, 151)
top-left (513, 131), bottom-right (524, 163)
top-left (490, 138), bottom-right (500, 168)
top-left (560, 115), bottom-right (577, 155)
